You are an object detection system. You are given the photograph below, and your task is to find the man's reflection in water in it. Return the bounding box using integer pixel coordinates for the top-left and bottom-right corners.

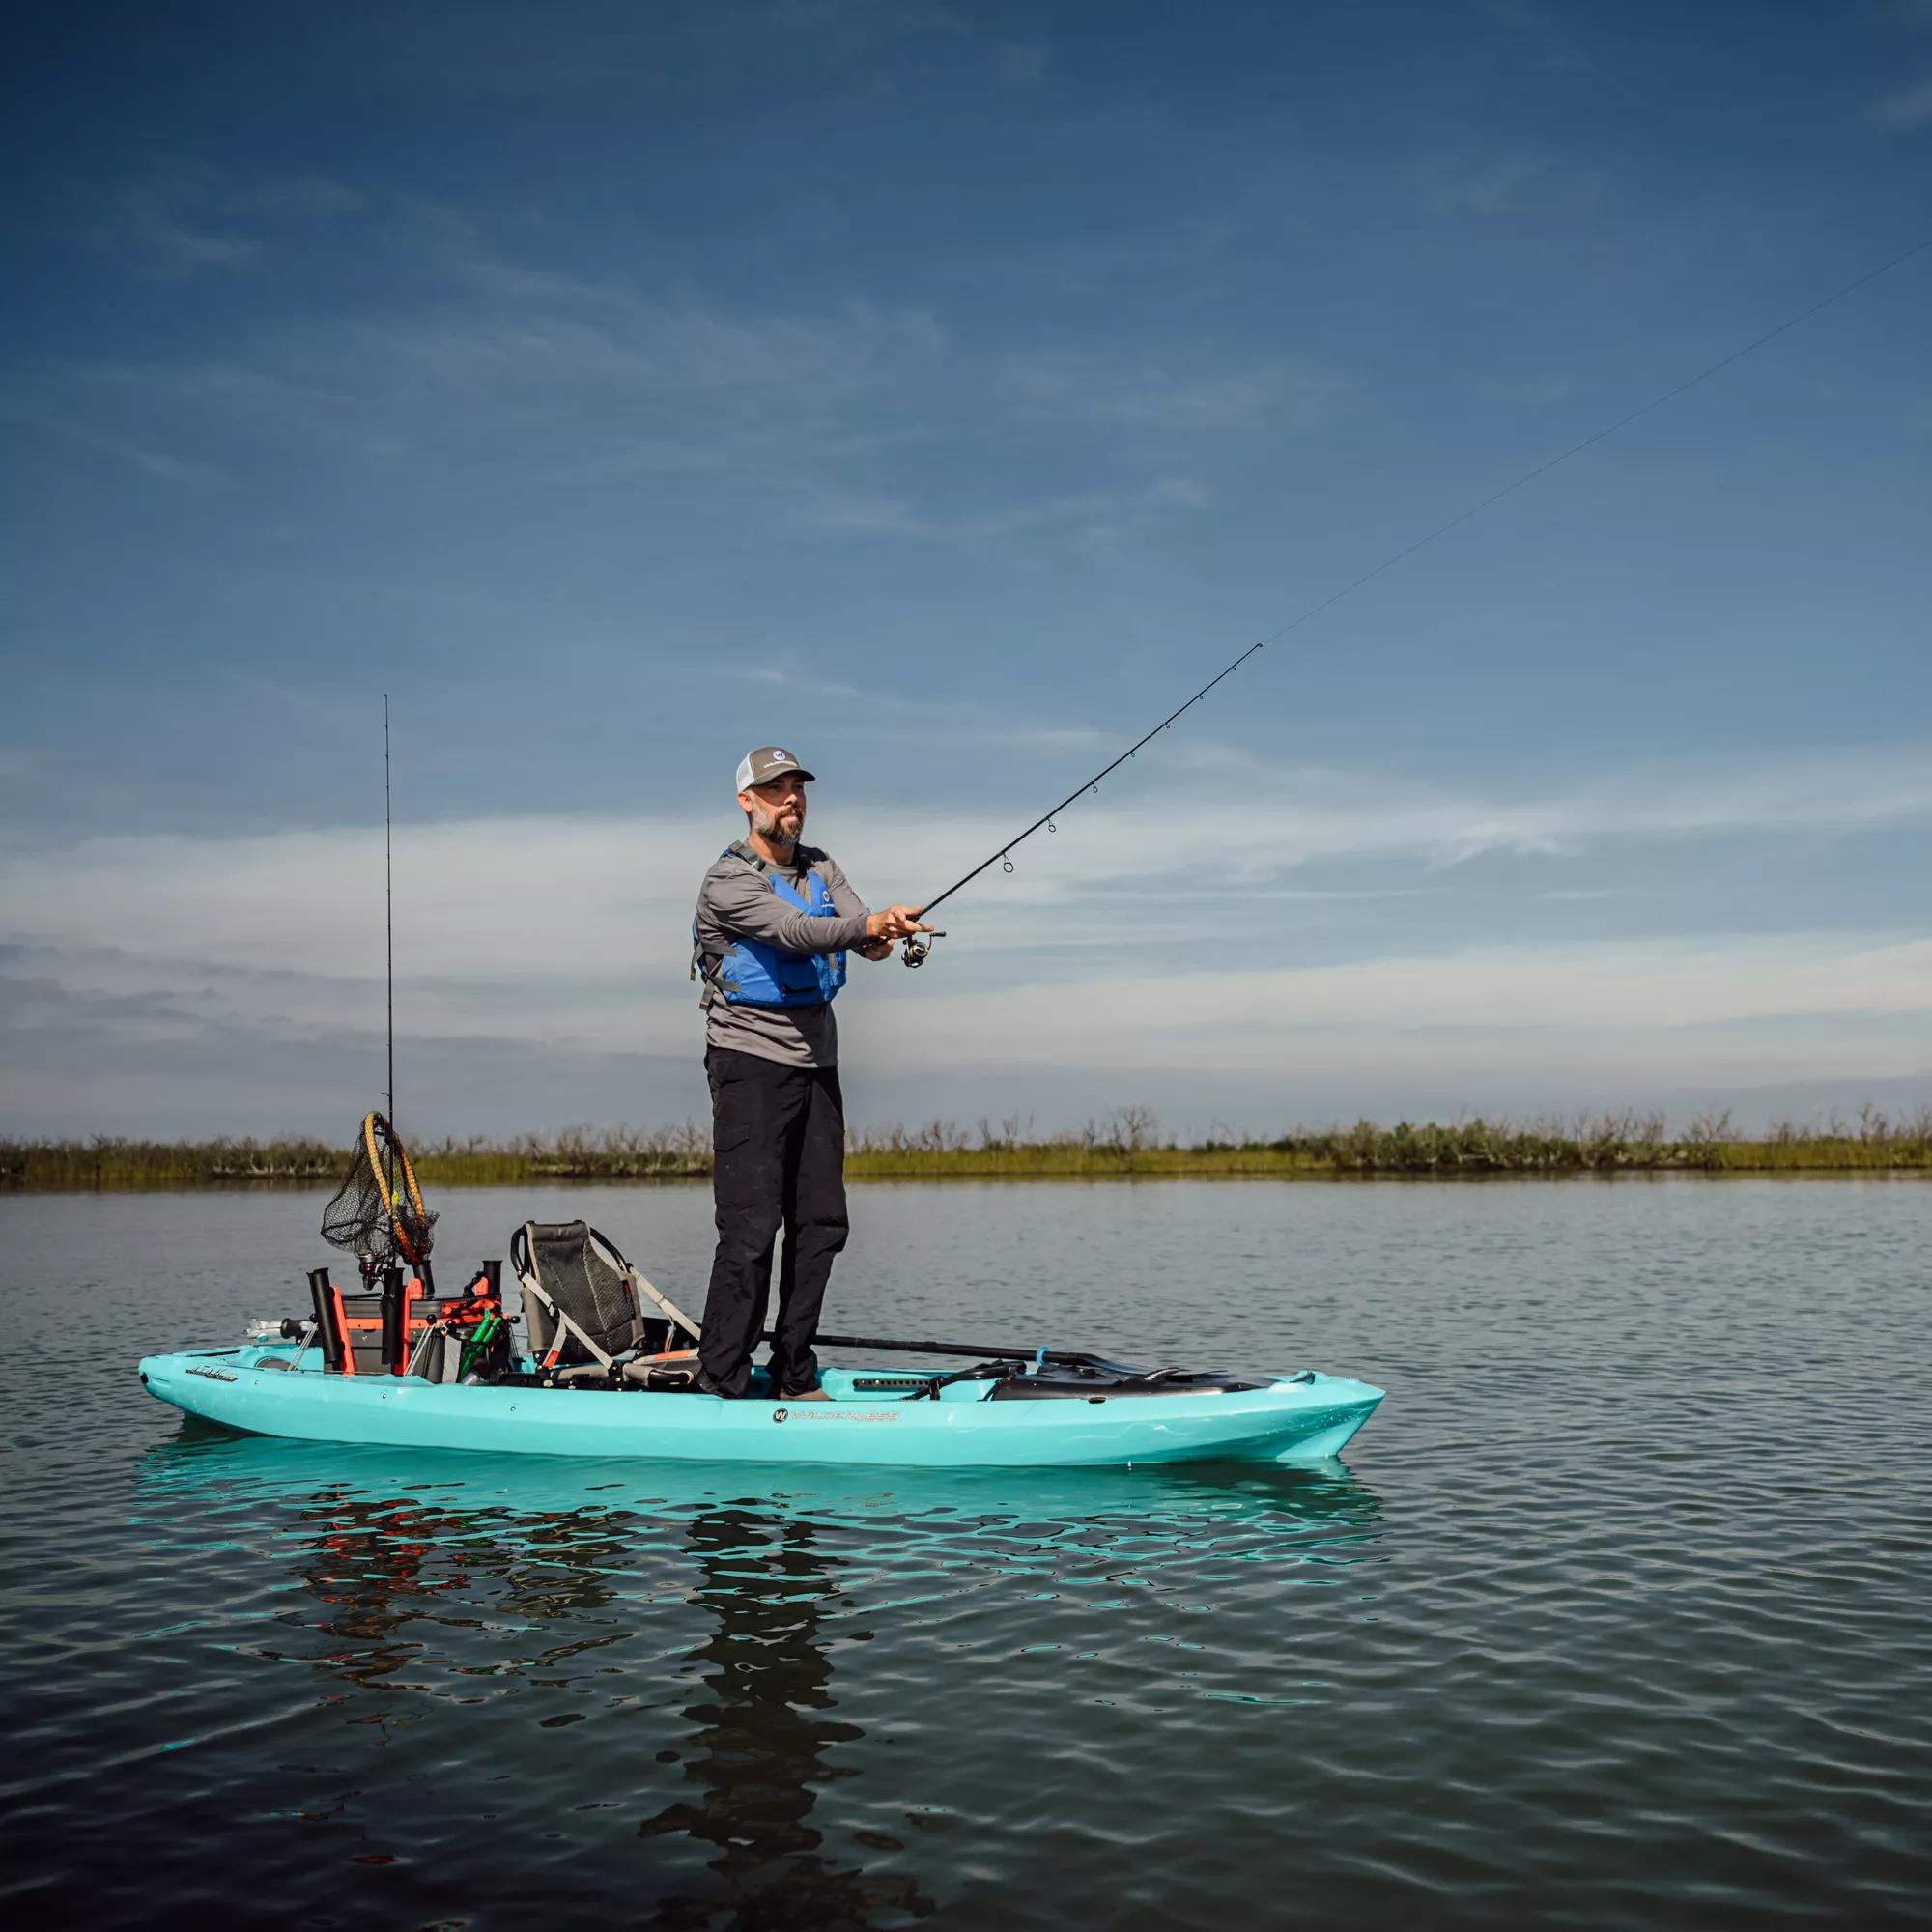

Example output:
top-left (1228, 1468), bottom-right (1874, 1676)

top-left (639, 1506), bottom-right (935, 1927)
top-left (283, 1485), bottom-right (932, 1918)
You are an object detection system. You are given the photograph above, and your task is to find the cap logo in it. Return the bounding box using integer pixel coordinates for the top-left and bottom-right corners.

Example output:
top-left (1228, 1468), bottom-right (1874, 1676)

top-left (770, 750), bottom-right (788, 763)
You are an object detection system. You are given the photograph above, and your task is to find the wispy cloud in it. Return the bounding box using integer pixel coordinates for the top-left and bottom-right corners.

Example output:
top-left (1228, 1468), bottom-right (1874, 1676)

top-left (36, 253), bottom-right (952, 502)
top-left (953, 740), bottom-right (1932, 890)
top-left (1481, 0), bottom-right (1600, 76)
top-left (353, 0), bottom-right (967, 104)
top-left (4, 733), bottom-right (1927, 1123)
top-left (1480, 371), bottom-right (1577, 408)
top-left (93, 161), bottom-right (361, 277)
top-left (436, 266), bottom-right (949, 398)
top-left (5, 739), bottom-right (1926, 971)
top-left (996, 41), bottom-right (1049, 86)
top-left (790, 474), bottom-right (1212, 545)
top-left (792, 492), bottom-right (928, 535)
top-left (7, 912), bottom-right (1926, 1095)
top-left (43, 191), bottom-right (1338, 554)
top-left (731, 665), bottom-right (912, 709)
top-left (1869, 77), bottom-right (1932, 129)
top-left (859, 934), bottom-right (1932, 1077)
top-left (1000, 351), bottom-right (1344, 431)
top-left (0, 392), bottom-right (226, 486)
top-left (1417, 152), bottom-right (1549, 214)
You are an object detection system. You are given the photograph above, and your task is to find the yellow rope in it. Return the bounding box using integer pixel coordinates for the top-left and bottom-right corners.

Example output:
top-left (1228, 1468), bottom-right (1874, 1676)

top-left (361, 1110), bottom-right (427, 1266)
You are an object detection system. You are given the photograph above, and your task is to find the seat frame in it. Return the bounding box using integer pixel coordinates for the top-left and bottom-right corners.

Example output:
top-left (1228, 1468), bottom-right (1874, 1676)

top-left (509, 1221), bottom-right (700, 1378)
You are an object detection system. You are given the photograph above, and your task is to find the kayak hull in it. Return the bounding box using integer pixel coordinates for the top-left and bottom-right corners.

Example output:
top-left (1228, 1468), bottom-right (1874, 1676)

top-left (138, 1345), bottom-right (1382, 1469)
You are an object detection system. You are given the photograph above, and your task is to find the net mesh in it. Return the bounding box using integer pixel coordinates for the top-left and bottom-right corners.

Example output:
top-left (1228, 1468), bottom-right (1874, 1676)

top-left (321, 1111), bottom-right (437, 1274)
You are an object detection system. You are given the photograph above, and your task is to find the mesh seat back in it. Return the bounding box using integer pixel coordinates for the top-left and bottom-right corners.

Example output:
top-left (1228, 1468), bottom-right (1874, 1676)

top-left (518, 1221), bottom-right (646, 1364)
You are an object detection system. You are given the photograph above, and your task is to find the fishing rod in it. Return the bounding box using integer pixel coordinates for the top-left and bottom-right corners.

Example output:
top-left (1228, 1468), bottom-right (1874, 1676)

top-left (900, 231), bottom-right (1932, 967)
top-left (384, 694), bottom-right (395, 1193)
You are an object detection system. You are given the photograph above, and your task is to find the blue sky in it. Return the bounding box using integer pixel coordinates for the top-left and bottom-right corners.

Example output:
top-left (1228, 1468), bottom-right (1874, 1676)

top-left (3, 0), bottom-right (1929, 1138)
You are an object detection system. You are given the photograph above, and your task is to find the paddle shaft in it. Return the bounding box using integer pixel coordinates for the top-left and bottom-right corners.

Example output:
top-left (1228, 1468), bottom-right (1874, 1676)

top-left (762, 1328), bottom-right (1124, 1368)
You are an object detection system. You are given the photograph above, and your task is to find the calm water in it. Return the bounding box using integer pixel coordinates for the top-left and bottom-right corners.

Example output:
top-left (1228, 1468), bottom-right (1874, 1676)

top-left (3, 1179), bottom-right (1929, 1928)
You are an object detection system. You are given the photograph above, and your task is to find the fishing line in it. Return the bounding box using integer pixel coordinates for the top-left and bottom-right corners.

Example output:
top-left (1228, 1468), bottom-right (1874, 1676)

top-left (909, 232), bottom-right (1931, 944)
top-left (384, 693), bottom-right (395, 1191)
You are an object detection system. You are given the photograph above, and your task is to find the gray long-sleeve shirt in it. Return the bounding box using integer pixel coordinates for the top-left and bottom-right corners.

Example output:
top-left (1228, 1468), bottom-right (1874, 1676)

top-left (694, 844), bottom-right (871, 1067)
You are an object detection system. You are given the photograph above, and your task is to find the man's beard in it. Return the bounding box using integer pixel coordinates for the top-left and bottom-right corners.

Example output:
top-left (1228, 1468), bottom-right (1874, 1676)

top-left (752, 801), bottom-right (805, 843)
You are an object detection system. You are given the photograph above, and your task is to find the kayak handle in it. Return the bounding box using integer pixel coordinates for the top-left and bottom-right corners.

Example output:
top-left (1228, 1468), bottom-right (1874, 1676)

top-left (901, 1363), bottom-right (1017, 1402)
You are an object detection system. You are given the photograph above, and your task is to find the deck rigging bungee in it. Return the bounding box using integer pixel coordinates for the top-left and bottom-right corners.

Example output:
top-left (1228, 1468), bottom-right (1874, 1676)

top-left (896, 232), bottom-right (1932, 967)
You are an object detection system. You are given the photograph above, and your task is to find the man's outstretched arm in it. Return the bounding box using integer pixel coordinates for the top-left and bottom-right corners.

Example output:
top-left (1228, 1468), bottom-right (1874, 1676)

top-left (703, 862), bottom-right (926, 957)
top-left (816, 857), bottom-right (927, 962)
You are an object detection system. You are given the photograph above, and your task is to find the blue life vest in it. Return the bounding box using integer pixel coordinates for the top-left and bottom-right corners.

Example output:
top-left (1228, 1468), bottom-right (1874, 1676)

top-left (696, 846), bottom-right (848, 1009)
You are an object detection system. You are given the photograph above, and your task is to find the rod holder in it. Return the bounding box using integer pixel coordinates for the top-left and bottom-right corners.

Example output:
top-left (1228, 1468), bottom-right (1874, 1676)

top-left (307, 1266), bottom-right (344, 1372)
top-left (381, 1264), bottom-right (405, 1368)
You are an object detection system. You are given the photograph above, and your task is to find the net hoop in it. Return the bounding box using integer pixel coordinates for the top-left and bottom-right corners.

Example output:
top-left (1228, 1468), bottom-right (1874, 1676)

top-left (363, 1110), bottom-right (429, 1266)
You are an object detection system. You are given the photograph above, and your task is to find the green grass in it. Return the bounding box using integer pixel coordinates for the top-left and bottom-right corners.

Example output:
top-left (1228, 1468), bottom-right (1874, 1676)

top-left (848, 1104), bottom-right (1932, 1176)
top-left (4, 1104), bottom-right (1928, 1189)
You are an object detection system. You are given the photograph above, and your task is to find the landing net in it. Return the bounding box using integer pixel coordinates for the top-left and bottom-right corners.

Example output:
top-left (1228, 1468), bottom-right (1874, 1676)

top-left (321, 1110), bottom-right (437, 1277)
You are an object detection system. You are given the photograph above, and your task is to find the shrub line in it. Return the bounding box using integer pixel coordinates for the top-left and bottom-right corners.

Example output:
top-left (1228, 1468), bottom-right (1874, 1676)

top-left (4, 1104), bottom-right (1928, 1189)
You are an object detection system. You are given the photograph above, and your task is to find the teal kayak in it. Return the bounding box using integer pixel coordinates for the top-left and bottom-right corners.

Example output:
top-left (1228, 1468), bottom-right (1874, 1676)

top-left (138, 1342), bottom-right (1383, 1469)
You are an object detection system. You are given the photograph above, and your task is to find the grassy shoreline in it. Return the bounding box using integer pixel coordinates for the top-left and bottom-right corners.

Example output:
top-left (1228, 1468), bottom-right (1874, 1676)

top-left (5, 1107), bottom-right (1929, 1189)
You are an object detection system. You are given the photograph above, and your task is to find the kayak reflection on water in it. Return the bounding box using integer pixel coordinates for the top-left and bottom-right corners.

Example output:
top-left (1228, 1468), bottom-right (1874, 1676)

top-left (131, 1432), bottom-right (1384, 1919)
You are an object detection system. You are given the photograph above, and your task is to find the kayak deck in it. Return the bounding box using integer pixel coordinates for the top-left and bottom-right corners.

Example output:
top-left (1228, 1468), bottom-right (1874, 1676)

top-left (139, 1343), bottom-right (1383, 1469)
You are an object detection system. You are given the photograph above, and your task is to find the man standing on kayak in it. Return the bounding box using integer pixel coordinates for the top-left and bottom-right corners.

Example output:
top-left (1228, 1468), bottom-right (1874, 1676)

top-left (690, 747), bottom-right (930, 1401)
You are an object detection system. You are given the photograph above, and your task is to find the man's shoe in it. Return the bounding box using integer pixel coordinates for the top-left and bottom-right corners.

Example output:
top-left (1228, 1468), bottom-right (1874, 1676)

top-left (781, 1385), bottom-right (832, 1402)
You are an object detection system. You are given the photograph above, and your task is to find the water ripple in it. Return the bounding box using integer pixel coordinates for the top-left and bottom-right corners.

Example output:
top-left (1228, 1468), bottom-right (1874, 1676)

top-left (1, 1179), bottom-right (1928, 1925)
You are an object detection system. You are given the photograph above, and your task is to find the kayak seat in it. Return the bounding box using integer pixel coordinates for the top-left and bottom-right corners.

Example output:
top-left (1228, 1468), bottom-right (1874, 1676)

top-left (511, 1221), bottom-right (670, 1375)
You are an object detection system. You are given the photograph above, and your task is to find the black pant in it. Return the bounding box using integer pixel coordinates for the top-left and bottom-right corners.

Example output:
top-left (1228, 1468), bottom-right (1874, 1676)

top-left (699, 1047), bottom-right (849, 1397)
